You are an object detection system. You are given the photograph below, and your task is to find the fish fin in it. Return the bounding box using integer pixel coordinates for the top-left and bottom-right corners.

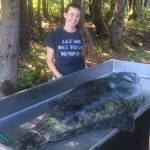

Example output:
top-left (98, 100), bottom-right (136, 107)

top-left (96, 112), bottom-right (135, 132)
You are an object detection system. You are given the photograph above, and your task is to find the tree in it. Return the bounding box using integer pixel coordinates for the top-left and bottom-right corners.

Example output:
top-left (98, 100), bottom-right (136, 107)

top-left (93, 0), bottom-right (107, 35)
top-left (145, 0), bottom-right (150, 7)
top-left (42, 0), bottom-right (47, 19)
top-left (88, 0), bottom-right (94, 21)
top-left (60, 0), bottom-right (64, 24)
top-left (28, 0), bottom-right (34, 39)
top-left (37, 0), bottom-right (43, 38)
top-left (0, 0), bottom-right (20, 98)
top-left (110, 0), bottom-right (126, 50)
top-left (128, 0), bottom-right (142, 20)
top-left (20, 0), bottom-right (30, 51)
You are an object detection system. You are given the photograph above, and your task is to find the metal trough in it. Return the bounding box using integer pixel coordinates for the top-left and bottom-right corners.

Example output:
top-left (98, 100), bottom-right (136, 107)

top-left (0, 59), bottom-right (150, 150)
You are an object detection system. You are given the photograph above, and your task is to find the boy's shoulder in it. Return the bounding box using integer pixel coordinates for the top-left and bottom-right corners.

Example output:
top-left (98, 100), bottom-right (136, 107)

top-left (51, 26), bottom-right (63, 33)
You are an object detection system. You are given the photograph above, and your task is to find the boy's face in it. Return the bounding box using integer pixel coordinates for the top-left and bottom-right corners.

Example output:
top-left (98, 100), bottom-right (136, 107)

top-left (64, 7), bottom-right (80, 28)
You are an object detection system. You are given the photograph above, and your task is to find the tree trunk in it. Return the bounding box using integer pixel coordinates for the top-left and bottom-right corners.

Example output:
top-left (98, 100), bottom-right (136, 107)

top-left (27, 0), bottom-right (34, 39)
top-left (37, 0), bottom-right (43, 38)
top-left (133, 0), bottom-right (142, 17)
top-left (0, 0), bottom-right (20, 98)
top-left (46, 0), bottom-right (51, 24)
top-left (81, 0), bottom-right (86, 23)
top-left (43, 0), bottom-right (47, 19)
top-left (110, 0), bottom-right (126, 50)
top-left (147, 0), bottom-right (150, 7)
top-left (128, 0), bottom-right (133, 10)
top-left (93, 0), bottom-right (107, 35)
top-left (60, 0), bottom-right (64, 24)
top-left (20, 0), bottom-right (30, 51)
top-left (89, 0), bottom-right (94, 22)
top-left (141, 0), bottom-right (150, 8)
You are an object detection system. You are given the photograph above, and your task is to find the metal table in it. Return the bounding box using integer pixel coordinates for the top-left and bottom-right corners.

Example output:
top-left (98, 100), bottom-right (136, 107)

top-left (0, 59), bottom-right (150, 150)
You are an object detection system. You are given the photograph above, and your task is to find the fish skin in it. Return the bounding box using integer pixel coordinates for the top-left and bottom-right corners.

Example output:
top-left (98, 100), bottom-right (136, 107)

top-left (11, 72), bottom-right (144, 150)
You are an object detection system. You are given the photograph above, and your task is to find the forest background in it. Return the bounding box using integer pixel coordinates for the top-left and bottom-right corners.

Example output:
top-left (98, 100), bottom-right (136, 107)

top-left (0, 0), bottom-right (150, 98)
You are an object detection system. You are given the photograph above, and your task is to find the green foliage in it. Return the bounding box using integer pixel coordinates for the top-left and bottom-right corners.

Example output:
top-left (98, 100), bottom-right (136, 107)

top-left (18, 49), bottom-right (48, 91)
top-left (127, 49), bottom-right (150, 62)
top-left (124, 7), bottom-right (150, 62)
top-left (93, 34), bottom-right (113, 61)
top-left (127, 8), bottom-right (150, 31)
top-left (48, 0), bottom-right (70, 19)
top-left (18, 68), bottom-right (37, 89)
top-left (93, 33), bottom-right (111, 52)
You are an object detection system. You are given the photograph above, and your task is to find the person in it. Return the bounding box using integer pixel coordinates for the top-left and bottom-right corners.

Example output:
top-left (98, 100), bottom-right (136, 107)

top-left (45, 3), bottom-right (93, 79)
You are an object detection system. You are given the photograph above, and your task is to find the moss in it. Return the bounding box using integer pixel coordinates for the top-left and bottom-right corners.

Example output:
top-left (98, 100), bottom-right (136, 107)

top-left (0, 80), bottom-right (17, 96)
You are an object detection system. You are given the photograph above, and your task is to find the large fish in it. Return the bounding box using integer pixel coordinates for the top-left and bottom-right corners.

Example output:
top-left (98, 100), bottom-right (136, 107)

top-left (10, 72), bottom-right (144, 150)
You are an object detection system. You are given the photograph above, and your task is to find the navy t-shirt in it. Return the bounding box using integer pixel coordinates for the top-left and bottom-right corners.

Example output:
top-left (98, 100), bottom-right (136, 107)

top-left (45, 27), bottom-right (85, 75)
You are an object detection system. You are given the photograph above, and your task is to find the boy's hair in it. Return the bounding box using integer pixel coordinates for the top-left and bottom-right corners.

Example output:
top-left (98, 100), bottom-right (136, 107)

top-left (65, 3), bottom-right (81, 13)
